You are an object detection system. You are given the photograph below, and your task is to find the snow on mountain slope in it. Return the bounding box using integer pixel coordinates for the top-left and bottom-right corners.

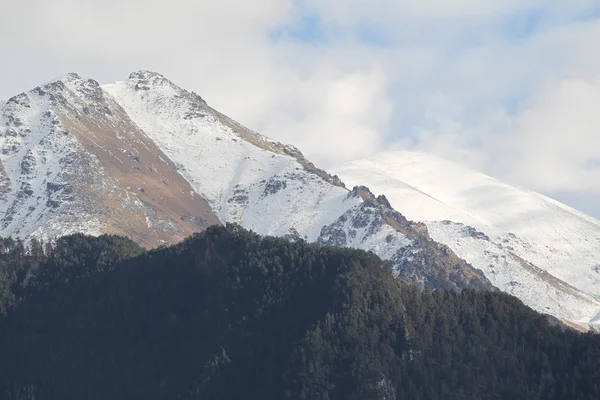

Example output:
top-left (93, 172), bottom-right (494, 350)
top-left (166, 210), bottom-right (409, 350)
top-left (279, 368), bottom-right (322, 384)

top-left (331, 151), bottom-right (600, 326)
top-left (0, 79), bottom-right (103, 239)
top-left (0, 73), bottom-right (220, 247)
top-left (102, 71), bottom-right (491, 291)
top-left (0, 71), bottom-right (493, 292)
top-left (103, 71), bottom-right (349, 241)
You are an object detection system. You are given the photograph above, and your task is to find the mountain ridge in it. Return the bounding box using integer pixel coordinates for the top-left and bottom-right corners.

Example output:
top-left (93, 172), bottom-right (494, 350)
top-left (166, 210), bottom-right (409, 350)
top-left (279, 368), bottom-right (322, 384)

top-left (0, 70), bottom-right (491, 293)
top-left (332, 150), bottom-right (600, 328)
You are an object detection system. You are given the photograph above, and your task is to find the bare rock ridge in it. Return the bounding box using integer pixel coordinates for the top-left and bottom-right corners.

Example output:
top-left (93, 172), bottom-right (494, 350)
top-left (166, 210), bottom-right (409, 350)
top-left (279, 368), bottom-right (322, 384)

top-left (0, 70), bottom-right (492, 294)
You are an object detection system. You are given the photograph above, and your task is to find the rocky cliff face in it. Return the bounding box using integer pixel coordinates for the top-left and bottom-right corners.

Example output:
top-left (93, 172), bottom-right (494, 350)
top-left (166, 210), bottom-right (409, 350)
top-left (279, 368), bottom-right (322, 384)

top-left (0, 70), bottom-right (491, 291)
top-left (317, 186), bottom-right (491, 290)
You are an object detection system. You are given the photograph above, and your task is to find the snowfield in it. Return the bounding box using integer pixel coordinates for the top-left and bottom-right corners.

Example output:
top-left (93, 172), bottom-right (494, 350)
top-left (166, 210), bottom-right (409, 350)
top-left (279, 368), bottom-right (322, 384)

top-left (332, 151), bottom-right (600, 328)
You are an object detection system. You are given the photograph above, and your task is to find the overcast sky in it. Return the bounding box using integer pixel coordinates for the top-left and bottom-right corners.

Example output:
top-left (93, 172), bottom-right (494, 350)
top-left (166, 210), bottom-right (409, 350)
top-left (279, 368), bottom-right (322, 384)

top-left (2, 1), bottom-right (600, 217)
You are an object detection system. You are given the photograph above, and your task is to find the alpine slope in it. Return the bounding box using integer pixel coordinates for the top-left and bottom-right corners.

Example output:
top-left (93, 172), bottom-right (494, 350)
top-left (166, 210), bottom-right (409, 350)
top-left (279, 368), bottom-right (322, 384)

top-left (0, 71), bottom-right (490, 293)
top-left (331, 151), bottom-right (600, 329)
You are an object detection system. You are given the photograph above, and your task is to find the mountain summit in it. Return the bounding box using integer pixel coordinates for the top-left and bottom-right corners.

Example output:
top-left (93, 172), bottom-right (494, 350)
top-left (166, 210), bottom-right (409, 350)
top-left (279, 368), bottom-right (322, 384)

top-left (0, 73), bottom-right (220, 247)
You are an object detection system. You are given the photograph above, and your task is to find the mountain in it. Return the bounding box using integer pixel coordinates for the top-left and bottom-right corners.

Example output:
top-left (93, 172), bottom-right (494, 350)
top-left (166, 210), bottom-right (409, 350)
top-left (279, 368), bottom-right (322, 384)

top-left (2, 226), bottom-right (600, 400)
top-left (0, 71), bottom-right (490, 291)
top-left (0, 73), bottom-right (220, 247)
top-left (331, 151), bottom-right (600, 328)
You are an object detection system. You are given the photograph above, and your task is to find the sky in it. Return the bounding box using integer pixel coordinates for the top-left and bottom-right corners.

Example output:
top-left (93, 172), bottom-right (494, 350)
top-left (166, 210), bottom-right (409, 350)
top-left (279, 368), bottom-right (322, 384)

top-left (1, 0), bottom-right (600, 217)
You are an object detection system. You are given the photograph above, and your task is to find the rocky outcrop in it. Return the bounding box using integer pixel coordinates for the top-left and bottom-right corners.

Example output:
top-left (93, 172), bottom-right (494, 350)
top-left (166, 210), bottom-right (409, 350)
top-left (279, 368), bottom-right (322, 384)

top-left (321, 186), bottom-right (493, 291)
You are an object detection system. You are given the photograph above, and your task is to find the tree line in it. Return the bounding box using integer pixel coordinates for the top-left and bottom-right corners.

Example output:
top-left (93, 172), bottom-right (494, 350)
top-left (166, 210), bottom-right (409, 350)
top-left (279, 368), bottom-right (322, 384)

top-left (0, 225), bottom-right (599, 399)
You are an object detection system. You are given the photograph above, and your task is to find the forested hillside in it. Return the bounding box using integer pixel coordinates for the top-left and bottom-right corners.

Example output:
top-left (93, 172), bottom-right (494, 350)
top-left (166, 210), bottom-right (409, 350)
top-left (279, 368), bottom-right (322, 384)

top-left (1, 225), bottom-right (599, 400)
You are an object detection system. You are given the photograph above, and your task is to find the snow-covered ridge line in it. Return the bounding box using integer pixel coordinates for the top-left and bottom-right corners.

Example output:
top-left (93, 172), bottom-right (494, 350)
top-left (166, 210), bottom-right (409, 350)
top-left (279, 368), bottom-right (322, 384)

top-left (1, 71), bottom-right (492, 295)
top-left (332, 151), bottom-right (600, 328)
top-left (102, 70), bottom-right (490, 291)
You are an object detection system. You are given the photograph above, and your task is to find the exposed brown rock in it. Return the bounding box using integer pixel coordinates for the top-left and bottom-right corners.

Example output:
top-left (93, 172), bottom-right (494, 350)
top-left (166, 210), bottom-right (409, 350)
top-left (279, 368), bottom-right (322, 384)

top-left (53, 83), bottom-right (220, 248)
top-left (559, 318), bottom-right (589, 333)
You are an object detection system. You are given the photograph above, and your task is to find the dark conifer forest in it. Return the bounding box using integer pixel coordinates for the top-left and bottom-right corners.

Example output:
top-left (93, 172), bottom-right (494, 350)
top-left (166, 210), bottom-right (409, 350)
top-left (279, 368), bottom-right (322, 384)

top-left (1, 225), bottom-right (599, 399)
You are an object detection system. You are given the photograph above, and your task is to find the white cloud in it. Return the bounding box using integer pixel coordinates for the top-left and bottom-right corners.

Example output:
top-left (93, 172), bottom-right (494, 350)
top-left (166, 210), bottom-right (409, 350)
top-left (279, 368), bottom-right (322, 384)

top-left (303, 0), bottom-right (540, 24)
top-left (1, 0), bottom-right (393, 168)
top-left (403, 16), bottom-right (600, 202)
top-left (412, 73), bottom-right (600, 214)
top-left (257, 66), bottom-right (393, 166)
top-left (2, 0), bottom-right (600, 214)
top-left (505, 75), bottom-right (600, 192)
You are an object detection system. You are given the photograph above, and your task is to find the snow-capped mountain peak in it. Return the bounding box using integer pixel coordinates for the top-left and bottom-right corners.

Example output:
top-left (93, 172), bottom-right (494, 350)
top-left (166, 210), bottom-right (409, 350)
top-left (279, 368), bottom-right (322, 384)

top-left (0, 72), bottom-right (220, 247)
top-left (0, 72), bottom-right (493, 296)
top-left (103, 72), bottom-right (489, 290)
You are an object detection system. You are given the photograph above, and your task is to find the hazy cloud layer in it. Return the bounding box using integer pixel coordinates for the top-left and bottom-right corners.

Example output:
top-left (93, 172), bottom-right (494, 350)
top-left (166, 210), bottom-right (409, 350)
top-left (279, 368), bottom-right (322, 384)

top-left (1, 1), bottom-right (600, 215)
